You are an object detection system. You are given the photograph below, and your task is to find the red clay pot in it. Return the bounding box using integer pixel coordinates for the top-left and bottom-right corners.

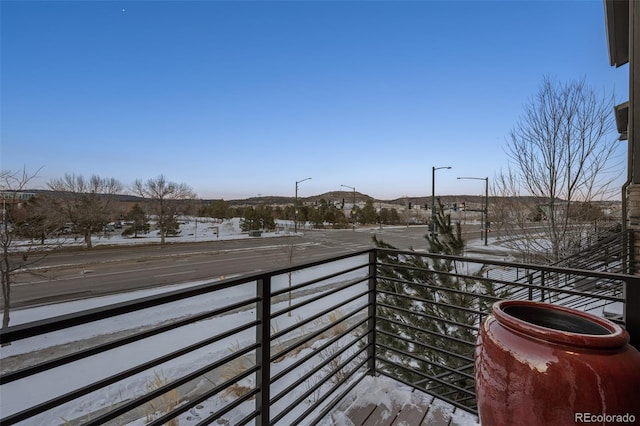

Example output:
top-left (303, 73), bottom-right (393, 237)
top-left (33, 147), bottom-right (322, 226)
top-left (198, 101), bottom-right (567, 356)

top-left (475, 300), bottom-right (640, 426)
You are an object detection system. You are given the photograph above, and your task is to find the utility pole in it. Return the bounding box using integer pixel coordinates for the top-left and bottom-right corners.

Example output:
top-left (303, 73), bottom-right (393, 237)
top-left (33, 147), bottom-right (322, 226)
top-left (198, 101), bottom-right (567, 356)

top-left (457, 176), bottom-right (489, 246)
top-left (341, 184), bottom-right (356, 230)
top-left (294, 177), bottom-right (311, 234)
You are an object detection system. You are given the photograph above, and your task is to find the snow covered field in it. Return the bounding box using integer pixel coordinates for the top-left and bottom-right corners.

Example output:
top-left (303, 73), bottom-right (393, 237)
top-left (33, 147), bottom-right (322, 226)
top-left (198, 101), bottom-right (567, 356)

top-left (14, 217), bottom-right (303, 251)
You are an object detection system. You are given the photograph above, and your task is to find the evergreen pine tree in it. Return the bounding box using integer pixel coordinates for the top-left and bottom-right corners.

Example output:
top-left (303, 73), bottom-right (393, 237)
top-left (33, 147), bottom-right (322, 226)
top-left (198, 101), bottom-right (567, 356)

top-left (124, 203), bottom-right (149, 238)
top-left (373, 201), bottom-right (508, 407)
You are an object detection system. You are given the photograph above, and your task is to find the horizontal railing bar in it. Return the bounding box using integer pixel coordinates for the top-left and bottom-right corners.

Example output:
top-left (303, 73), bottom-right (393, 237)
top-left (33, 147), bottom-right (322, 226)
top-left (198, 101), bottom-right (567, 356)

top-left (377, 288), bottom-right (487, 318)
top-left (415, 365), bottom-right (476, 395)
top-left (76, 344), bottom-right (261, 426)
top-left (267, 249), bottom-right (372, 280)
top-left (2, 339), bottom-right (259, 425)
top-left (236, 409), bottom-right (261, 426)
top-left (272, 291), bottom-right (369, 341)
top-left (376, 247), bottom-right (640, 283)
top-left (290, 368), bottom-right (370, 426)
top-left (0, 278), bottom-right (259, 344)
top-left (550, 289), bottom-right (618, 305)
top-left (376, 343), bottom-right (473, 386)
top-left (194, 387), bottom-right (261, 426)
top-left (1, 301), bottom-right (260, 384)
top-left (376, 329), bottom-right (475, 365)
top-left (377, 301), bottom-right (480, 332)
top-left (429, 384), bottom-right (475, 400)
top-left (550, 288), bottom-right (623, 307)
top-left (271, 335), bottom-right (367, 405)
top-left (500, 280), bottom-right (624, 302)
top-left (545, 230), bottom-right (630, 266)
top-left (270, 304), bottom-right (367, 362)
top-left (270, 316), bottom-right (369, 382)
top-left (271, 277), bottom-right (369, 318)
top-left (271, 263), bottom-right (372, 299)
top-left (0, 251), bottom-right (373, 345)
top-left (379, 281), bottom-right (622, 324)
top-left (377, 316), bottom-right (475, 348)
top-left (375, 369), bottom-right (478, 416)
top-left (269, 307), bottom-right (368, 362)
top-left (378, 265), bottom-right (478, 292)
top-left (376, 344), bottom-right (475, 387)
top-left (306, 371), bottom-right (369, 425)
top-left (146, 365), bottom-right (260, 426)
top-left (375, 357), bottom-right (474, 404)
top-left (426, 363), bottom-right (475, 382)
top-left (377, 273), bottom-right (503, 303)
top-left (566, 300), bottom-right (619, 313)
top-left (378, 263), bottom-right (625, 304)
top-left (273, 350), bottom-right (370, 425)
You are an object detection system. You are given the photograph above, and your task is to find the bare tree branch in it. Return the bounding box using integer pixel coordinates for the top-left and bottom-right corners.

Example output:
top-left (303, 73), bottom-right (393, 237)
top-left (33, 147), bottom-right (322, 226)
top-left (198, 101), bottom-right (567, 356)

top-left (132, 175), bottom-right (196, 245)
top-left (495, 77), bottom-right (621, 262)
top-left (1, 167), bottom-right (43, 329)
top-left (48, 174), bottom-right (123, 249)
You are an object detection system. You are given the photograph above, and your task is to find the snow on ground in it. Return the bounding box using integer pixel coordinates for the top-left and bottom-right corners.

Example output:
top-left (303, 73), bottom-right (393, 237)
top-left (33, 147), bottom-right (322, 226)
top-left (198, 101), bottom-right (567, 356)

top-left (13, 217), bottom-right (305, 251)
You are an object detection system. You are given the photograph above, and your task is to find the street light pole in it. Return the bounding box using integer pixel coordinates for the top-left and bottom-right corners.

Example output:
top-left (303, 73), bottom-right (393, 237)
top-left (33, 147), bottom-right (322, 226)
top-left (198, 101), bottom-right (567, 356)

top-left (294, 177), bottom-right (311, 234)
top-left (341, 184), bottom-right (356, 230)
top-left (431, 166), bottom-right (452, 236)
top-left (457, 176), bottom-right (489, 246)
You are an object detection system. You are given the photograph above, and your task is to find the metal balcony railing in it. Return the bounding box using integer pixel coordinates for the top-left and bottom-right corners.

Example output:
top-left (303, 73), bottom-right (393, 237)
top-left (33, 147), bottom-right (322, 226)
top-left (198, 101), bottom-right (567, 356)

top-left (1, 248), bottom-right (637, 425)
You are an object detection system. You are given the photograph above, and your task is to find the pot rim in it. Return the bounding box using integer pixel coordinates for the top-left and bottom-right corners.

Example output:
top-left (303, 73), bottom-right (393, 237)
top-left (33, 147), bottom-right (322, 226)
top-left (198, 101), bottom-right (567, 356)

top-left (492, 300), bottom-right (629, 349)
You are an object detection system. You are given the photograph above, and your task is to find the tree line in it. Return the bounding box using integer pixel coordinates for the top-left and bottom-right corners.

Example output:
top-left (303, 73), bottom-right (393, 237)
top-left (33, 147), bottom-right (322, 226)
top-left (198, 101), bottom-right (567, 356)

top-left (0, 172), bottom-right (197, 328)
top-left (4, 173), bottom-right (195, 249)
top-left (227, 198), bottom-right (404, 232)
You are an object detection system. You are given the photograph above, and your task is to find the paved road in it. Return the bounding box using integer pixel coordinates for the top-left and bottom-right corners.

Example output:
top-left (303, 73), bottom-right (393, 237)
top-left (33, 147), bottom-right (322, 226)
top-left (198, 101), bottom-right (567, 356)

top-left (9, 226), bottom-right (446, 309)
top-left (8, 224), bottom-right (495, 309)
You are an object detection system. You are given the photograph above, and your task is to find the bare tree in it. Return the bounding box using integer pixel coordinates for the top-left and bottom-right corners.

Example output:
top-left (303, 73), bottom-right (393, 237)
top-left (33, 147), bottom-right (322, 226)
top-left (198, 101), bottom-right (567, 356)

top-left (495, 77), bottom-right (620, 262)
top-left (1, 168), bottom-right (43, 329)
top-left (48, 174), bottom-right (123, 249)
top-left (132, 175), bottom-right (195, 245)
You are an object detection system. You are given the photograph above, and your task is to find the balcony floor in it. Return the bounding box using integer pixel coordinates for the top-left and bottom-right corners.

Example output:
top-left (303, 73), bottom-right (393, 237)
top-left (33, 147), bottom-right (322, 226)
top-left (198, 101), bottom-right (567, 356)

top-left (320, 375), bottom-right (479, 426)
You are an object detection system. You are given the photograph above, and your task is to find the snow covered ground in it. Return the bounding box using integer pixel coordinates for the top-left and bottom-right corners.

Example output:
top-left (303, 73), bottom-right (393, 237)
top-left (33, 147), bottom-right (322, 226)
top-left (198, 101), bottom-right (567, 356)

top-left (14, 217), bottom-right (304, 251)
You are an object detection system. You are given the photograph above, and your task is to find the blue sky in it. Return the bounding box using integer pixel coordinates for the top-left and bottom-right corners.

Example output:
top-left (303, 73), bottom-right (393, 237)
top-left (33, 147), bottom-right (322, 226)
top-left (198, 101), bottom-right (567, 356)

top-left (1, 1), bottom-right (629, 200)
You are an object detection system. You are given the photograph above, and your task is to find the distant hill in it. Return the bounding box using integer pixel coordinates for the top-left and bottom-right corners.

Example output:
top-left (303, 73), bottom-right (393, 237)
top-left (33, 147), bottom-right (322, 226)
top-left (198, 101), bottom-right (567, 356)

top-left (23, 189), bottom-right (146, 203)
top-left (227, 191), bottom-right (374, 206)
top-left (225, 192), bottom-right (506, 207)
top-left (25, 189), bottom-right (619, 208)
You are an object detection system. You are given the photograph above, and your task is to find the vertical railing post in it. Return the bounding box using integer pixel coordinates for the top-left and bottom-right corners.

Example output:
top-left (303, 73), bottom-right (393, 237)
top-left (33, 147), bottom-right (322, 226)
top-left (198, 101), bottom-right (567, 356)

top-left (624, 230), bottom-right (640, 348)
top-left (540, 271), bottom-right (546, 303)
top-left (625, 229), bottom-right (636, 275)
top-left (626, 275), bottom-right (640, 349)
top-left (256, 274), bottom-right (271, 426)
top-left (367, 249), bottom-right (377, 376)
